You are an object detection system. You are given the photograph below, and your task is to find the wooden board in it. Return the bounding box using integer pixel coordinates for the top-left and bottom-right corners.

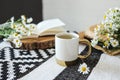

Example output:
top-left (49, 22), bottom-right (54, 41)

top-left (19, 36), bottom-right (55, 50)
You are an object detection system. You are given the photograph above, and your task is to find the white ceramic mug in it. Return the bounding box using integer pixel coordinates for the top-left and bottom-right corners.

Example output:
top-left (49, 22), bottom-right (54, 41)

top-left (55, 32), bottom-right (91, 66)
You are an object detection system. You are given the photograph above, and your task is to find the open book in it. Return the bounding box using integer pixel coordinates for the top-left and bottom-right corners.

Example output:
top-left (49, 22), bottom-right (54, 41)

top-left (23, 18), bottom-right (66, 38)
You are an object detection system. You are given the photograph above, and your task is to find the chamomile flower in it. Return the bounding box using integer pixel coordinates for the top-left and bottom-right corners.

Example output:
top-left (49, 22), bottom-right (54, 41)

top-left (21, 15), bottom-right (26, 21)
top-left (12, 38), bottom-right (22, 48)
top-left (91, 39), bottom-right (98, 47)
top-left (110, 39), bottom-right (119, 47)
top-left (10, 17), bottom-right (16, 29)
top-left (15, 27), bottom-right (22, 32)
top-left (91, 36), bottom-right (98, 47)
top-left (103, 14), bottom-right (106, 20)
top-left (29, 24), bottom-right (36, 30)
top-left (15, 42), bottom-right (22, 48)
top-left (22, 30), bottom-right (28, 35)
top-left (12, 33), bottom-right (22, 39)
top-left (103, 41), bottom-right (110, 48)
top-left (13, 38), bottom-right (21, 44)
top-left (10, 16), bottom-right (14, 27)
top-left (112, 24), bottom-right (118, 31)
top-left (27, 31), bottom-right (32, 36)
top-left (78, 63), bottom-right (90, 74)
top-left (27, 17), bottom-right (33, 23)
top-left (21, 15), bottom-right (27, 25)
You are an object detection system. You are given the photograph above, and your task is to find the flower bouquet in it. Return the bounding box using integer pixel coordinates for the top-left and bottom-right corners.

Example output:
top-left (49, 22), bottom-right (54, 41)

top-left (0, 15), bottom-right (36, 48)
top-left (91, 8), bottom-right (120, 55)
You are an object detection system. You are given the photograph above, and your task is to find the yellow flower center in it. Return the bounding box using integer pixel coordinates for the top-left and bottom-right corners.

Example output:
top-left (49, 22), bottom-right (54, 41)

top-left (13, 25), bottom-right (17, 29)
top-left (18, 44), bottom-right (20, 47)
top-left (16, 40), bottom-right (19, 43)
top-left (15, 33), bottom-right (18, 36)
top-left (104, 15), bottom-right (106, 19)
top-left (81, 67), bottom-right (86, 72)
top-left (113, 42), bottom-right (117, 45)
top-left (104, 41), bottom-right (109, 47)
top-left (110, 23), bottom-right (112, 28)
top-left (18, 28), bottom-right (20, 30)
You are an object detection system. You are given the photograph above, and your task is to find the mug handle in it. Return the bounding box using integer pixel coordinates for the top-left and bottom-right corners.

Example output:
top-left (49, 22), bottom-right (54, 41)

top-left (78, 39), bottom-right (91, 59)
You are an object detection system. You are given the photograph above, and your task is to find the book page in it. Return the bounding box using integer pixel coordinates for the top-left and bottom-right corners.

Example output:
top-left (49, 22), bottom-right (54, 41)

top-left (38, 26), bottom-right (66, 36)
top-left (36, 19), bottom-right (66, 35)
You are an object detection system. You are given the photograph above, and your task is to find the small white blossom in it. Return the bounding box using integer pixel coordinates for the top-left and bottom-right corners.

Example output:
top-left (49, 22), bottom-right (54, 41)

top-left (22, 20), bottom-right (26, 26)
top-left (91, 39), bottom-right (98, 47)
top-left (21, 15), bottom-right (26, 21)
top-left (13, 38), bottom-right (21, 44)
top-left (112, 24), bottom-right (118, 31)
top-left (21, 15), bottom-right (27, 25)
top-left (22, 30), bottom-right (28, 35)
top-left (27, 31), bottom-right (32, 36)
top-left (91, 36), bottom-right (98, 47)
top-left (78, 63), bottom-right (90, 74)
top-left (15, 27), bottom-right (22, 32)
top-left (103, 41), bottom-right (110, 49)
top-left (10, 17), bottom-right (15, 29)
top-left (10, 17), bottom-right (14, 24)
top-left (110, 39), bottom-right (119, 47)
top-left (12, 33), bottom-right (22, 39)
top-left (29, 24), bottom-right (36, 30)
top-left (12, 38), bottom-right (22, 48)
top-left (27, 17), bottom-right (33, 23)
top-left (15, 42), bottom-right (22, 48)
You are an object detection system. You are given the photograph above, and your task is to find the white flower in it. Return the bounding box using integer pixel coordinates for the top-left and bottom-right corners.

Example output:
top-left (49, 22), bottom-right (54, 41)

top-left (15, 42), bottom-right (22, 48)
top-left (22, 29), bottom-right (29, 35)
top-left (25, 24), bottom-right (37, 35)
top-left (10, 17), bottom-right (15, 29)
top-left (110, 39), bottom-right (119, 47)
top-left (12, 33), bottom-right (22, 39)
top-left (12, 38), bottom-right (22, 48)
top-left (27, 17), bottom-right (33, 23)
top-left (21, 15), bottom-right (26, 21)
top-left (78, 63), bottom-right (90, 74)
top-left (13, 38), bottom-right (21, 44)
top-left (22, 20), bottom-right (26, 26)
top-left (91, 39), bottom-right (98, 47)
top-left (10, 17), bottom-right (14, 23)
top-left (27, 31), bottom-right (32, 36)
top-left (26, 24), bottom-right (36, 31)
top-left (112, 24), bottom-right (118, 31)
top-left (103, 41), bottom-right (110, 49)
top-left (15, 27), bottom-right (22, 32)
top-left (29, 24), bottom-right (36, 30)
top-left (21, 15), bottom-right (26, 25)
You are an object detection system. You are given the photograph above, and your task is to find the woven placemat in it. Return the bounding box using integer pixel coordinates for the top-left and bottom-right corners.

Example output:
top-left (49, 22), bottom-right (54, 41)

top-left (0, 47), bottom-right (55, 80)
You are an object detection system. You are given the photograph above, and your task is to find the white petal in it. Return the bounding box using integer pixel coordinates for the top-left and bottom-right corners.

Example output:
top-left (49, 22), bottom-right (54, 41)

top-left (27, 17), bottom-right (33, 23)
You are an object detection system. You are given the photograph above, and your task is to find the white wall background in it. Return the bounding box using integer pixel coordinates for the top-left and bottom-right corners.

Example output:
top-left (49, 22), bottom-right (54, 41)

top-left (43, 0), bottom-right (120, 32)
